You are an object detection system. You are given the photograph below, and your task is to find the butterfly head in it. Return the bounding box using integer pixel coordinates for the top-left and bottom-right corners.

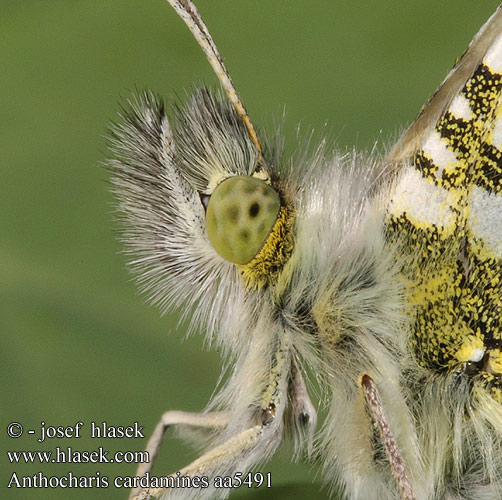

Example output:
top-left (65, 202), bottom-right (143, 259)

top-left (171, 88), bottom-right (295, 290)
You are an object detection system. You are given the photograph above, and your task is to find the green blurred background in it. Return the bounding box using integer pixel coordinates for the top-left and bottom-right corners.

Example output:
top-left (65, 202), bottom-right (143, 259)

top-left (1, 1), bottom-right (500, 499)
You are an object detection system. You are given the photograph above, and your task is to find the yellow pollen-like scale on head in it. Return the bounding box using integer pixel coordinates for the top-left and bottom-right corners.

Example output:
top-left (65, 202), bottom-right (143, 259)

top-left (239, 204), bottom-right (295, 290)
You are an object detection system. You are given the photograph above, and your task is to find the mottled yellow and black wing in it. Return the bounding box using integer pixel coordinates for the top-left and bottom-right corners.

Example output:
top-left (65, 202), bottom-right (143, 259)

top-left (386, 6), bottom-right (502, 400)
top-left (388, 6), bottom-right (502, 166)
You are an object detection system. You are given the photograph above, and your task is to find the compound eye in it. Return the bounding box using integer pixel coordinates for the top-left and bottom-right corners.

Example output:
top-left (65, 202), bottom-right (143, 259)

top-left (206, 176), bottom-right (281, 265)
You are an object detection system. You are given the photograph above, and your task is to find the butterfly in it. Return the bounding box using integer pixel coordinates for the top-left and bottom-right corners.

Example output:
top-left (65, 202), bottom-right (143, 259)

top-left (108, 1), bottom-right (502, 499)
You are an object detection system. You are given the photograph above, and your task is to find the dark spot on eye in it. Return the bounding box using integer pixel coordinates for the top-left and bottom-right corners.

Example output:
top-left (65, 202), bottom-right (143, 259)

top-left (240, 229), bottom-right (250, 242)
top-left (249, 202), bottom-right (260, 217)
top-left (226, 205), bottom-right (239, 223)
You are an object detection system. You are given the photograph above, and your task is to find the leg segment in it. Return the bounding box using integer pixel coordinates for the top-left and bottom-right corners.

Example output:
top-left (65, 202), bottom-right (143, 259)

top-left (132, 424), bottom-right (264, 500)
top-left (129, 411), bottom-right (229, 499)
top-left (131, 334), bottom-right (294, 500)
top-left (361, 374), bottom-right (417, 500)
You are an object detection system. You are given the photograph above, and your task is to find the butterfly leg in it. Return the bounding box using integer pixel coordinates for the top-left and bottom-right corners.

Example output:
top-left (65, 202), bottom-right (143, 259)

top-left (129, 410), bottom-right (229, 499)
top-left (131, 335), bottom-right (292, 500)
top-left (131, 422), bottom-right (268, 500)
top-left (360, 374), bottom-right (417, 500)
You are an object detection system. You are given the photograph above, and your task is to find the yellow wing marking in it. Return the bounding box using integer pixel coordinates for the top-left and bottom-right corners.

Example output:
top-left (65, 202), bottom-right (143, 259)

top-left (386, 21), bottom-right (502, 400)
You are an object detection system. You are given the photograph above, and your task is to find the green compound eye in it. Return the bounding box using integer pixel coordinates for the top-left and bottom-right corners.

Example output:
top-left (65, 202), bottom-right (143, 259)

top-left (206, 176), bottom-right (281, 265)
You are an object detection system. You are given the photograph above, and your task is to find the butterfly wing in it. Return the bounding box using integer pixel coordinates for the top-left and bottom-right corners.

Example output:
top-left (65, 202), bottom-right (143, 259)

top-left (381, 8), bottom-right (502, 495)
top-left (388, 5), bottom-right (502, 167)
top-left (386, 4), bottom-right (502, 378)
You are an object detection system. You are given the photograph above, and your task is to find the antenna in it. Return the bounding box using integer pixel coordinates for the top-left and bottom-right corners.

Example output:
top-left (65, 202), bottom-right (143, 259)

top-left (167, 0), bottom-right (266, 170)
